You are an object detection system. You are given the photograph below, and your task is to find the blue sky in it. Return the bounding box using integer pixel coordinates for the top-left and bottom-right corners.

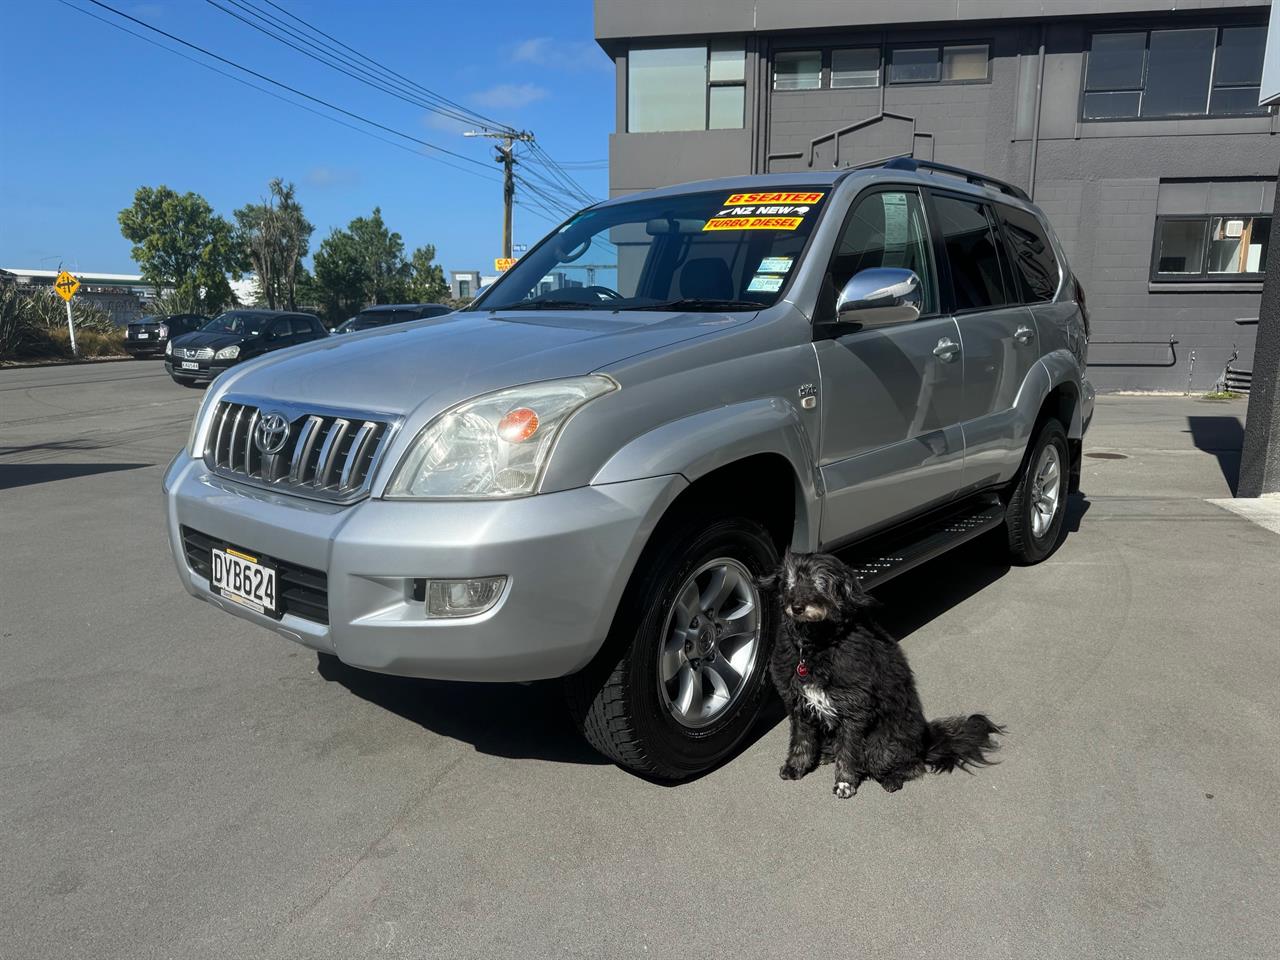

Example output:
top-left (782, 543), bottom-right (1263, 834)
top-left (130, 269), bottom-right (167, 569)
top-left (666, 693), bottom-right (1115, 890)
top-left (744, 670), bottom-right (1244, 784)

top-left (0, 0), bottom-right (612, 277)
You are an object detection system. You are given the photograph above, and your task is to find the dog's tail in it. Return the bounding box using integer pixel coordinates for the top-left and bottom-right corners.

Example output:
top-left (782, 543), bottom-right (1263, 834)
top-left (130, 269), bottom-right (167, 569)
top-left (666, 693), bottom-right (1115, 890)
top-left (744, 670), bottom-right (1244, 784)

top-left (924, 714), bottom-right (1004, 773)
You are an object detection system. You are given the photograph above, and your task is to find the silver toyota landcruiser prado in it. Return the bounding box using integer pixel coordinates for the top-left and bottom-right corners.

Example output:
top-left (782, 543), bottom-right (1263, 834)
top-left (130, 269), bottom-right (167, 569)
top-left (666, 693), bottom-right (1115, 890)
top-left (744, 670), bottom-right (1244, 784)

top-left (164, 157), bottom-right (1093, 779)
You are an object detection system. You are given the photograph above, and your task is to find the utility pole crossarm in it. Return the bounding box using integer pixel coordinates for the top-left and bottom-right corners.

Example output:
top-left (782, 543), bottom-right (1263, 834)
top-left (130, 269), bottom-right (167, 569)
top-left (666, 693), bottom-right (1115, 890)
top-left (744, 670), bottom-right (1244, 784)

top-left (463, 129), bottom-right (534, 261)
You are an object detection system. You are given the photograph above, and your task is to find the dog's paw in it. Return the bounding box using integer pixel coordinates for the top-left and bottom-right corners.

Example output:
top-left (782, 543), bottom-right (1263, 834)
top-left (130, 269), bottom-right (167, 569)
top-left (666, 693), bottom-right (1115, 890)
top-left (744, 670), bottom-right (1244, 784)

top-left (833, 780), bottom-right (856, 799)
top-left (879, 779), bottom-right (903, 794)
top-left (779, 762), bottom-right (805, 781)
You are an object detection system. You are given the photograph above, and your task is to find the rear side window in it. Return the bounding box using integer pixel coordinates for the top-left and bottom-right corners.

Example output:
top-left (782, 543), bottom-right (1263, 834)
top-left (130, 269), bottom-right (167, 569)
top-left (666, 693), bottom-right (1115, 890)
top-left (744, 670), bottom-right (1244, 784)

top-left (932, 194), bottom-right (1008, 311)
top-left (996, 204), bottom-right (1060, 302)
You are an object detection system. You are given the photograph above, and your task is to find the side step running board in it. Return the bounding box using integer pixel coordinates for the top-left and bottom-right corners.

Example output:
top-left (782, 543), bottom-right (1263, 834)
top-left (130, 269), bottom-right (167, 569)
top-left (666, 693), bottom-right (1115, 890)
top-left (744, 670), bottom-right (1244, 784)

top-left (835, 494), bottom-right (1007, 591)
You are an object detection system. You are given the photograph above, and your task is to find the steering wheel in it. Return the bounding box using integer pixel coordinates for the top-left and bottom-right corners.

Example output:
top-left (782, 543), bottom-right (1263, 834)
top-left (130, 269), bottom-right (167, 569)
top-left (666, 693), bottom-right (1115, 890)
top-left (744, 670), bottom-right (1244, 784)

top-left (581, 285), bottom-right (623, 302)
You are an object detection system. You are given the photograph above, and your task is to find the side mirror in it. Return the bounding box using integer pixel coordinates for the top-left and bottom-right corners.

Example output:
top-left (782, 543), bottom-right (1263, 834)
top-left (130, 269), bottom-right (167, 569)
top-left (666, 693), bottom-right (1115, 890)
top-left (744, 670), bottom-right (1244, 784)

top-left (835, 268), bottom-right (922, 327)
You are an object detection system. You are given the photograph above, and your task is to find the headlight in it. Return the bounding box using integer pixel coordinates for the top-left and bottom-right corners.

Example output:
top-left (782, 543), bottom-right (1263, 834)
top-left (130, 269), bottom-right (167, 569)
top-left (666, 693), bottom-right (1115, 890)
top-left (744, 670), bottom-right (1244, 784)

top-left (386, 375), bottom-right (618, 499)
top-left (165, 339), bottom-right (173, 356)
top-left (214, 345), bottom-right (240, 360)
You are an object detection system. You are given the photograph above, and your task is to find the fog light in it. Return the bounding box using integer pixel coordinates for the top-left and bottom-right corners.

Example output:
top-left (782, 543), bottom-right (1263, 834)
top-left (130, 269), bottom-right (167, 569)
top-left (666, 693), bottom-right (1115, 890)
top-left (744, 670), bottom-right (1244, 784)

top-left (424, 576), bottom-right (506, 618)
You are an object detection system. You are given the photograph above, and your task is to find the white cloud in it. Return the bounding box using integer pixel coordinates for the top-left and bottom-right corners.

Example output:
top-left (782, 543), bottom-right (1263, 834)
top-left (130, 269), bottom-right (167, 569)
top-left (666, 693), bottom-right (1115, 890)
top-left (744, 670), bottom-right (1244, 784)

top-left (305, 166), bottom-right (359, 189)
top-left (422, 112), bottom-right (470, 135)
top-left (511, 37), bottom-right (610, 72)
top-left (468, 83), bottom-right (549, 110)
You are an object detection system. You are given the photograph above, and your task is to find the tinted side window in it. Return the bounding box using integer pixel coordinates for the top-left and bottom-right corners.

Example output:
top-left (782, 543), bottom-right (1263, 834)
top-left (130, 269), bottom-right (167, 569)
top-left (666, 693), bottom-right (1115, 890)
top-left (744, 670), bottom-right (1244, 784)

top-left (933, 194), bottom-right (1008, 311)
top-left (996, 204), bottom-right (1060, 303)
top-left (291, 317), bottom-right (314, 337)
top-left (269, 319), bottom-right (292, 340)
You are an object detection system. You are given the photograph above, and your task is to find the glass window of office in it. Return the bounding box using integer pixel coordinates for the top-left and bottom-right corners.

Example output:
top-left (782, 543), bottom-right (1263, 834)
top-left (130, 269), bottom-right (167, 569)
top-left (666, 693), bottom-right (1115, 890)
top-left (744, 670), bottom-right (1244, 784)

top-left (629, 43), bottom-right (746, 132)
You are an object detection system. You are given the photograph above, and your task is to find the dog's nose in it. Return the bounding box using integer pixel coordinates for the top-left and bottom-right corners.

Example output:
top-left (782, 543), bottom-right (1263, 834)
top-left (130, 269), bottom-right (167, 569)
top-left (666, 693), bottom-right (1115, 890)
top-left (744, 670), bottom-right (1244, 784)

top-left (788, 602), bottom-right (804, 616)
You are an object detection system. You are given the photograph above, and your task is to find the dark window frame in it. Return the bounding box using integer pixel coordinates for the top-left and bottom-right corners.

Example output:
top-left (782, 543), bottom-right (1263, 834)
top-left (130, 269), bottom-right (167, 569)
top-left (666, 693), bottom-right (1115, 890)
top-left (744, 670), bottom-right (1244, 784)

top-left (628, 41), bottom-right (747, 132)
top-left (1081, 23), bottom-right (1269, 122)
top-left (1149, 212), bottom-right (1272, 282)
top-left (887, 41), bottom-right (992, 86)
top-left (771, 48), bottom-right (825, 92)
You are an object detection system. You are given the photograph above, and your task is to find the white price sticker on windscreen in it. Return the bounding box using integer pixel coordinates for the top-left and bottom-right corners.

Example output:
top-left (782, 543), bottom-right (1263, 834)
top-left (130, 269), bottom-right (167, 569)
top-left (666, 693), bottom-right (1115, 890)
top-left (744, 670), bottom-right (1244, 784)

top-left (747, 274), bottom-right (784, 293)
top-left (757, 256), bottom-right (793, 274)
top-left (882, 193), bottom-right (909, 266)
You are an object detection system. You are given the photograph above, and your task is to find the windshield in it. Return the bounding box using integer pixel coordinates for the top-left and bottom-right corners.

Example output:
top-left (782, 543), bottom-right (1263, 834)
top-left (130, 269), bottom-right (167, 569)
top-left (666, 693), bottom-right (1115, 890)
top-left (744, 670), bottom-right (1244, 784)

top-left (356, 309), bottom-right (422, 326)
top-left (202, 312), bottom-right (269, 336)
top-left (472, 187), bottom-right (830, 312)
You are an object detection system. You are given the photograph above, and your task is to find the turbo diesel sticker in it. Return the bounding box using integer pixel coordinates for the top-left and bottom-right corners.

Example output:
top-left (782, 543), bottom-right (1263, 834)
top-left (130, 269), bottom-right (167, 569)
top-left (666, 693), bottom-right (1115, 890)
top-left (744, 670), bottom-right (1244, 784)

top-left (704, 216), bottom-right (803, 231)
top-left (703, 191), bottom-right (825, 232)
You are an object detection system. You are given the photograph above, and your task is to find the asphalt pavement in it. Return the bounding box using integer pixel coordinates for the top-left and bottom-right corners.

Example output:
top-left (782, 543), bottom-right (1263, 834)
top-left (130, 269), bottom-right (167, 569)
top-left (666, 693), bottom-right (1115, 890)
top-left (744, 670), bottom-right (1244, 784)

top-left (2, 362), bottom-right (1277, 960)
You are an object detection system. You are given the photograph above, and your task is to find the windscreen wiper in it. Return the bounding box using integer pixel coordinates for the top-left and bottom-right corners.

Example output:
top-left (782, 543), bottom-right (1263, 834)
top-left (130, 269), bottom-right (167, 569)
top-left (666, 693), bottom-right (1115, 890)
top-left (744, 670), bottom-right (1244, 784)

top-left (613, 298), bottom-right (763, 312)
top-left (494, 299), bottom-right (598, 311)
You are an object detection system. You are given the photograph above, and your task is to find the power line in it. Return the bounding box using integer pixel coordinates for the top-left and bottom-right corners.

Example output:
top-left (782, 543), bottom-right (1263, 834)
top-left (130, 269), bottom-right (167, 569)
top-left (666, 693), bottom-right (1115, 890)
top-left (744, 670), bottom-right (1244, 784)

top-left (254, 0), bottom-right (512, 133)
top-left (206, 0), bottom-right (485, 129)
top-left (76, 0), bottom-right (499, 176)
top-left (52, 0), bottom-right (588, 234)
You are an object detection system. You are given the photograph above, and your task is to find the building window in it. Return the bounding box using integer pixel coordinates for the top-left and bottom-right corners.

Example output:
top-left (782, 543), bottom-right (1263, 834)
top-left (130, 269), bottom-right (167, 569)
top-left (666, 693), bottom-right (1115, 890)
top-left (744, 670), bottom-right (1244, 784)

top-left (831, 48), bottom-right (880, 88)
top-left (774, 50), bottom-right (821, 90)
top-left (458, 279), bottom-right (471, 298)
top-left (1083, 25), bottom-right (1267, 120)
top-left (1152, 215), bottom-right (1271, 280)
top-left (889, 43), bottom-right (989, 84)
top-left (628, 43), bottom-right (745, 132)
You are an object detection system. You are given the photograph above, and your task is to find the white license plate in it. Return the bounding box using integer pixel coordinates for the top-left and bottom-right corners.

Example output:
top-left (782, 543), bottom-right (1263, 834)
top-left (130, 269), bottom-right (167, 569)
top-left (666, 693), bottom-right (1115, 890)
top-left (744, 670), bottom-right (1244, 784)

top-left (211, 547), bottom-right (277, 614)
top-left (181, 361), bottom-right (199, 370)
top-left (136, 332), bottom-right (149, 339)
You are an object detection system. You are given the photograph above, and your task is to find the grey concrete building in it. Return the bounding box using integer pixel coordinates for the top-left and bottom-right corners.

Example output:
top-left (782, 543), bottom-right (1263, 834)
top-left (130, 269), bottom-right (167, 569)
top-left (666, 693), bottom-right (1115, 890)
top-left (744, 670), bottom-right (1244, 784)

top-left (594, 0), bottom-right (1278, 391)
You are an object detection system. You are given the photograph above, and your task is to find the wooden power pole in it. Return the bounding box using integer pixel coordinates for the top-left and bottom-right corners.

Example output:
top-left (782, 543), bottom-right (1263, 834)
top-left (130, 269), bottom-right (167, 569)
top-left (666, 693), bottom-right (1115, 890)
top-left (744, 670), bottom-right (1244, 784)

top-left (464, 129), bottom-right (534, 260)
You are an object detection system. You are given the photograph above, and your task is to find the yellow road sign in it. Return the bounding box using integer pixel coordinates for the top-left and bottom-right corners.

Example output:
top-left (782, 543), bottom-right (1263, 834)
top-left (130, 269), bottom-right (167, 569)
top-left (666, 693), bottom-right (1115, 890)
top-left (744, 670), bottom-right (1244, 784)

top-left (494, 257), bottom-right (517, 272)
top-left (54, 271), bottom-right (80, 301)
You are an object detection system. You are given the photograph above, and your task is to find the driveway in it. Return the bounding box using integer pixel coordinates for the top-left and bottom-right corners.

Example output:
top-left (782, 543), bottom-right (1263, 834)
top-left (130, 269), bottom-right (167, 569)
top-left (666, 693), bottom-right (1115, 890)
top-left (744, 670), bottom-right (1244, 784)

top-left (2, 366), bottom-right (1277, 960)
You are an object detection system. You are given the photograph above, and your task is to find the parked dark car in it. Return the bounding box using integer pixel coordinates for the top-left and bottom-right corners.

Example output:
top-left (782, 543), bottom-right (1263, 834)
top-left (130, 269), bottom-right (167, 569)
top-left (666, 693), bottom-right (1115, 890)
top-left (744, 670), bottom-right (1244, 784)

top-left (333, 303), bottom-right (452, 334)
top-left (165, 310), bottom-right (327, 387)
top-left (124, 314), bottom-right (208, 358)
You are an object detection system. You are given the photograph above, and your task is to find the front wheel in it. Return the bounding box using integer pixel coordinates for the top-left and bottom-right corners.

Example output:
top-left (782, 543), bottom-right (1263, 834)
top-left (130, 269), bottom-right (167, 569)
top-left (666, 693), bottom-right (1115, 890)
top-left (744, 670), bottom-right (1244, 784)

top-left (1004, 418), bottom-right (1069, 565)
top-left (566, 516), bottom-right (779, 780)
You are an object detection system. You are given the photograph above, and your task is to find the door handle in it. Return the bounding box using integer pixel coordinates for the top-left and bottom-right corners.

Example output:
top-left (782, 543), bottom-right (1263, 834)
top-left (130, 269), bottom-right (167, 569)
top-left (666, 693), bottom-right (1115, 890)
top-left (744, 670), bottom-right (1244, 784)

top-left (1014, 325), bottom-right (1036, 344)
top-left (933, 337), bottom-right (960, 360)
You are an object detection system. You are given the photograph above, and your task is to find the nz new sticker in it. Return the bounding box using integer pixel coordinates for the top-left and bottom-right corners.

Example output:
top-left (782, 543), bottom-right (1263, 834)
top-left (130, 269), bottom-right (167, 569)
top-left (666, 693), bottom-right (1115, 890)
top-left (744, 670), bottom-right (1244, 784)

top-left (703, 192), bottom-right (825, 231)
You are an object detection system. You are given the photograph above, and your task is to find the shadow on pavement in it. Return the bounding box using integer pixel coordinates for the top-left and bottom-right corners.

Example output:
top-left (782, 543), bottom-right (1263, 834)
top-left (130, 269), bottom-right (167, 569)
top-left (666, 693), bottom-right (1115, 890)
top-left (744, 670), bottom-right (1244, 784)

top-left (1186, 414), bottom-right (1244, 494)
top-left (318, 501), bottom-right (1100, 775)
top-left (0, 462), bottom-right (151, 491)
top-left (317, 658), bottom-right (610, 766)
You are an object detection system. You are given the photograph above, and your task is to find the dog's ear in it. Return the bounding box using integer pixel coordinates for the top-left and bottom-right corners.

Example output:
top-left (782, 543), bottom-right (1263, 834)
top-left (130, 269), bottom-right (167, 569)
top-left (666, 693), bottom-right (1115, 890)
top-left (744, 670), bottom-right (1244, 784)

top-left (831, 561), bottom-right (878, 611)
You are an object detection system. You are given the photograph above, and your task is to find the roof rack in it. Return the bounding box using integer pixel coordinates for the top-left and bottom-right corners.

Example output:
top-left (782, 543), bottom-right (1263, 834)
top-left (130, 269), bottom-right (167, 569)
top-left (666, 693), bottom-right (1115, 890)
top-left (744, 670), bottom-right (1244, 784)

top-left (880, 156), bottom-right (1031, 202)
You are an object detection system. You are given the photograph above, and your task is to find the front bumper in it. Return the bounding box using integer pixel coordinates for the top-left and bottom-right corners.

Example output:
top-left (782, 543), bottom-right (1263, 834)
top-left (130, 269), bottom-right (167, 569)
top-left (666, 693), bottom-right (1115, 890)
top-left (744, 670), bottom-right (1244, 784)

top-left (163, 452), bottom-right (685, 681)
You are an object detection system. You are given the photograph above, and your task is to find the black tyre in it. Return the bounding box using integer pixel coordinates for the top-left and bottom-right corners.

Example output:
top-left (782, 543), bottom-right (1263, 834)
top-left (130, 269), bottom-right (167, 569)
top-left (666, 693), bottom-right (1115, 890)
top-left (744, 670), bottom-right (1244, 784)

top-left (566, 516), bottom-right (780, 780)
top-left (1005, 418), bottom-right (1069, 565)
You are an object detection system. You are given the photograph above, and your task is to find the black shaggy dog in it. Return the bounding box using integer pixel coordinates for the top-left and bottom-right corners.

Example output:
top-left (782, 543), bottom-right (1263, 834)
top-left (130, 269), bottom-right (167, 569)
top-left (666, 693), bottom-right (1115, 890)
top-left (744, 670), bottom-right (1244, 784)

top-left (761, 551), bottom-right (1003, 798)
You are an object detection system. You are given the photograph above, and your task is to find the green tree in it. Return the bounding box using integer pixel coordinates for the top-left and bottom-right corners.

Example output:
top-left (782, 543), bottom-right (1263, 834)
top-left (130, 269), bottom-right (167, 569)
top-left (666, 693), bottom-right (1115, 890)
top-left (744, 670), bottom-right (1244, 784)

top-left (405, 244), bottom-right (450, 303)
top-left (312, 228), bottom-right (368, 323)
top-left (234, 178), bottom-right (313, 310)
top-left (118, 185), bottom-right (242, 315)
top-left (349, 207), bottom-right (410, 304)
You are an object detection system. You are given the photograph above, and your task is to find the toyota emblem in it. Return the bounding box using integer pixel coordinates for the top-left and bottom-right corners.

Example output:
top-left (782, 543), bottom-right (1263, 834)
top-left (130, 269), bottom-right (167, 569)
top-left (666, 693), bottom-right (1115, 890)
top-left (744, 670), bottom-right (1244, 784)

top-left (254, 412), bottom-right (291, 455)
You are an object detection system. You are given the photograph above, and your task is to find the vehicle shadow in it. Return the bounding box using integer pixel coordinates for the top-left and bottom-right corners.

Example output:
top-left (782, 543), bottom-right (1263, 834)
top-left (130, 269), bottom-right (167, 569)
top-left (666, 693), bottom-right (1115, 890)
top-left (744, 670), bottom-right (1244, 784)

top-left (316, 657), bottom-right (609, 766)
top-left (1185, 415), bottom-right (1244, 494)
top-left (318, 498), bottom-right (1091, 777)
top-left (0, 462), bottom-right (151, 491)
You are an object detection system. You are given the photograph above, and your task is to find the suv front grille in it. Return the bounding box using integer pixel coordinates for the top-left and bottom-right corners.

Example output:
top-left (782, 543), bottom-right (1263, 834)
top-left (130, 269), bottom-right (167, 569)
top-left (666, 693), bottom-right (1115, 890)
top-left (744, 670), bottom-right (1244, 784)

top-left (180, 526), bottom-right (329, 624)
top-left (176, 346), bottom-right (214, 360)
top-left (203, 397), bottom-right (398, 503)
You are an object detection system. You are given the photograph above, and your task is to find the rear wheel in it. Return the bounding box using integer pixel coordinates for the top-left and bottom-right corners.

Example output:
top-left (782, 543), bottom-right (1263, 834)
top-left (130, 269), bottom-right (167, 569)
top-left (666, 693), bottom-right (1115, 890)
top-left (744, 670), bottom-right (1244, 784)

top-left (566, 516), bottom-right (779, 780)
top-left (1005, 418), bottom-right (1069, 565)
